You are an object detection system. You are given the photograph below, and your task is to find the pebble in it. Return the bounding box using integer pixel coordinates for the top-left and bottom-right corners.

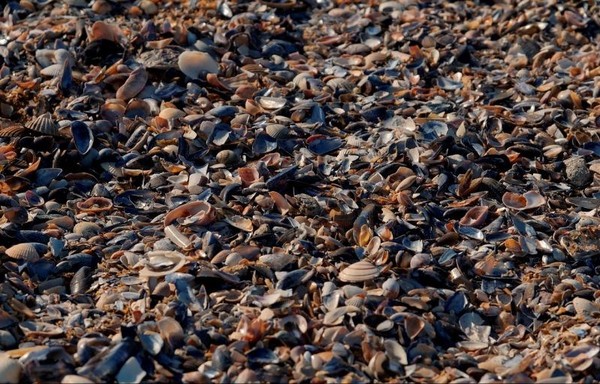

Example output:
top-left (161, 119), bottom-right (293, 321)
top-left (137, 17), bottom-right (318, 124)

top-left (565, 156), bottom-right (591, 187)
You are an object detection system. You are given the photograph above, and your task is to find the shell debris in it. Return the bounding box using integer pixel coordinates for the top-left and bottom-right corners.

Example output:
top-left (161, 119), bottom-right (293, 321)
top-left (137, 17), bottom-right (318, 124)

top-left (0, 0), bottom-right (599, 383)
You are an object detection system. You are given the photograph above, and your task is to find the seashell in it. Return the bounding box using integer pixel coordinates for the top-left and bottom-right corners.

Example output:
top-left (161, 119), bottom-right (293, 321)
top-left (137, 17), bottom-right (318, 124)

top-left (502, 191), bottom-right (546, 210)
top-left (70, 266), bottom-right (93, 294)
top-left (225, 214), bottom-right (254, 232)
top-left (139, 332), bottom-right (163, 356)
top-left (178, 51), bottom-right (219, 79)
top-left (115, 356), bottom-right (145, 384)
top-left (62, 375), bottom-right (94, 384)
top-left (256, 96), bottom-right (287, 110)
top-left (72, 222), bottom-right (102, 237)
top-left (90, 21), bottom-right (122, 43)
top-left (115, 67), bottom-right (148, 100)
top-left (238, 167), bottom-right (260, 187)
top-left (157, 317), bottom-right (184, 350)
top-left (0, 356), bottom-right (22, 384)
top-left (215, 149), bottom-right (240, 166)
top-left (458, 206), bottom-right (489, 227)
top-left (70, 121), bottom-right (94, 155)
top-left (339, 260), bottom-right (380, 283)
top-left (572, 297), bottom-right (600, 320)
top-left (25, 113), bottom-right (58, 136)
top-left (40, 63), bottom-right (64, 77)
top-left (307, 135), bottom-right (344, 155)
top-left (265, 124), bottom-right (289, 139)
top-left (252, 132), bottom-right (278, 154)
top-left (100, 101), bottom-right (126, 122)
top-left (269, 191), bottom-right (291, 215)
top-left (5, 243), bottom-right (42, 262)
top-left (124, 99), bottom-right (150, 119)
top-left (139, 251), bottom-right (186, 277)
top-left (164, 201), bottom-right (216, 227)
top-left (76, 197), bottom-right (113, 213)
top-left (159, 107), bottom-right (186, 120)
top-left (19, 321), bottom-right (64, 337)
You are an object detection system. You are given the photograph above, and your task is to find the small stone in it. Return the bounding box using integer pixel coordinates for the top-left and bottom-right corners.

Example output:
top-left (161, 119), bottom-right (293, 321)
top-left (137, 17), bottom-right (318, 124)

top-left (565, 156), bottom-right (591, 187)
top-left (139, 0), bottom-right (158, 15)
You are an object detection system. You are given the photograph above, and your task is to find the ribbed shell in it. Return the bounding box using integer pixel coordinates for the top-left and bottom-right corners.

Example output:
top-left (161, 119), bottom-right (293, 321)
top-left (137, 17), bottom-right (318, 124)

top-left (72, 222), bottom-right (102, 237)
top-left (265, 124), bottom-right (289, 139)
top-left (339, 260), bottom-right (380, 283)
top-left (5, 243), bottom-right (41, 262)
top-left (25, 113), bottom-right (58, 136)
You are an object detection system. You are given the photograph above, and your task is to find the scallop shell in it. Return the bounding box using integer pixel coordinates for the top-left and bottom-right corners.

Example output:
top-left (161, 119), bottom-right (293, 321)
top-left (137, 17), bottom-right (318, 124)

top-left (25, 113), bottom-right (58, 136)
top-left (5, 243), bottom-right (42, 262)
top-left (265, 124), bottom-right (289, 139)
top-left (139, 251), bottom-right (186, 277)
top-left (215, 149), bottom-right (240, 166)
top-left (163, 201), bottom-right (216, 227)
top-left (339, 260), bottom-right (380, 283)
top-left (502, 191), bottom-right (546, 210)
top-left (178, 51), bottom-right (219, 79)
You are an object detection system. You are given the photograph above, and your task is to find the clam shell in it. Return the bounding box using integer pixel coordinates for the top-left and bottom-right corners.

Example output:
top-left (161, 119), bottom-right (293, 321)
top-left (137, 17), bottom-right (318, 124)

top-left (178, 51), bottom-right (219, 79)
top-left (459, 206), bottom-right (489, 227)
top-left (159, 107), bottom-right (186, 120)
top-left (76, 197), bottom-right (113, 213)
top-left (115, 67), bottom-right (148, 100)
top-left (5, 243), bottom-right (42, 262)
top-left (90, 21), bottom-right (122, 43)
top-left (339, 260), bottom-right (380, 283)
top-left (502, 191), bottom-right (546, 210)
top-left (164, 201), bottom-right (216, 227)
top-left (25, 113), bottom-right (58, 136)
top-left (125, 99), bottom-right (151, 119)
top-left (70, 121), bottom-right (94, 155)
top-left (139, 251), bottom-right (186, 277)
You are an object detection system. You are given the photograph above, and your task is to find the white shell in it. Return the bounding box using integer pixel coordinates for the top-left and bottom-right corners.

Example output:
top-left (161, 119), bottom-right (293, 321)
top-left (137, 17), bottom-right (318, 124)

top-left (178, 51), bottom-right (219, 79)
top-left (339, 260), bottom-right (380, 283)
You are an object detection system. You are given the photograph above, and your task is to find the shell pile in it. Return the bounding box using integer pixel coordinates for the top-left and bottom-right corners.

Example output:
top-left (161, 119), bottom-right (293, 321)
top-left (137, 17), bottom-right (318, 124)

top-left (0, 0), bottom-right (600, 382)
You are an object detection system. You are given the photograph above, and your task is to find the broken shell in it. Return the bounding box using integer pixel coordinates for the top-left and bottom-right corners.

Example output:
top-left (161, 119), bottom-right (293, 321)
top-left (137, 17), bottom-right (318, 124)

top-left (139, 251), bottom-right (186, 277)
top-left (163, 201), bottom-right (216, 227)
